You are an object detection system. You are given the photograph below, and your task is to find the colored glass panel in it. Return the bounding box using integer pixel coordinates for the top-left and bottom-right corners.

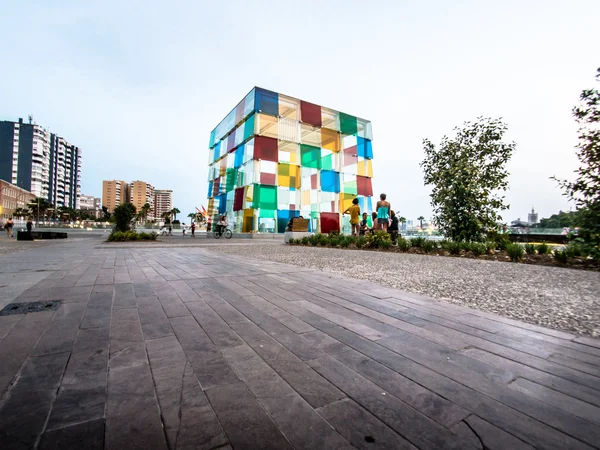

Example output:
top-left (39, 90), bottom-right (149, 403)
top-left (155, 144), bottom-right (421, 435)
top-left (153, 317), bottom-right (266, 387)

top-left (234, 144), bottom-right (245, 168)
top-left (300, 101), bottom-right (322, 127)
top-left (244, 114), bottom-right (256, 141)
top-left (321, 212), bottom-right (340, 234)
top-left (278, 141), bottom-right (299, 164)
top-left (339, 193), bottom-right (356, 215)
top-left (242, 208), bottom-right (254, 232)
top-left (234, 187), bottom-right (244, 211)
top-left (217, 193), bottom-right (227, 214)
top-left (322, 108), bottom-right (339, 131)
top-left (300, 144), bottom-right (321, 169)
top-left (357, 137), bottom-right (373, 159)
top-left (357, 176), bottom-right (373, 197)
top-left (357, 159), bottom-right (373, 178)
top-left (321, 170), bottom-right (340, 193)
top-left (321, 128), bottom-right (340, 152)
top-left (343, 146), bottom-right (358, 166)
top-left (342, 174), bottom-right (358, 195)
top-left (277, 163), bottom-right (300, 189)
top-left (252, 184), bottom-right (277, 210)
top-left (255, 88), bottom-right (279, 116)
top-left (340, 112), bottom-right (358, 135)
top-left (226, 168), bottom-right (236, 192)
top-left (254, 136), bottom-right (278, 162)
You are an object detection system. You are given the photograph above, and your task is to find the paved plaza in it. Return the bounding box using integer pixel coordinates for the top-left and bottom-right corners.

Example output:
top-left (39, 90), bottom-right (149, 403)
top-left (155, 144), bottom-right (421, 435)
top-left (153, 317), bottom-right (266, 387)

top-left (0, 237), bottom-right (600, 449)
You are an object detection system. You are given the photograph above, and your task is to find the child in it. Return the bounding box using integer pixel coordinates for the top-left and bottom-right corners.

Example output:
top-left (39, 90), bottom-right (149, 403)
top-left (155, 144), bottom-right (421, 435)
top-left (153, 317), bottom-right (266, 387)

top-left (359, 213), bottom-right (369, 236)
top-left (343, 198), bottom-right (361, 236)
top-left (370, 212), bottom-right (378, 233)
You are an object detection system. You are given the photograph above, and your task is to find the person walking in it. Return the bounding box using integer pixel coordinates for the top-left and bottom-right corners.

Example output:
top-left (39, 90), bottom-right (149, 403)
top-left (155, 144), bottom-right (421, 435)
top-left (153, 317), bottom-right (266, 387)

top-left (343, 198), bottom-right (361, 236)
top-left (26, 217), bottom-right (33, 235)
top-left (6, 217), bottom-right (14, 238)
top-left (168, 225), bottom-right (172, 236)
top-left (376, 193), bottom-right (391, 233)
top-left (191, 222), bottom-right (196, 237)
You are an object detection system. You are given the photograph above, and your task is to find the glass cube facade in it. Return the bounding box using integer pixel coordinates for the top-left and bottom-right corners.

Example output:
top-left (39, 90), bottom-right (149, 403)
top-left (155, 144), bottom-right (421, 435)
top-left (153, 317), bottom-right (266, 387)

top-left (207, 87), bottom-right (374, 233)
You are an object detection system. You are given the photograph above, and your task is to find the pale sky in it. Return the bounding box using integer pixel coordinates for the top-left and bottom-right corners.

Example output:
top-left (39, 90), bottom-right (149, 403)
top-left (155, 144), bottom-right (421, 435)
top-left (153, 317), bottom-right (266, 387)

top-left (1, 0), bottom-right (598, 224)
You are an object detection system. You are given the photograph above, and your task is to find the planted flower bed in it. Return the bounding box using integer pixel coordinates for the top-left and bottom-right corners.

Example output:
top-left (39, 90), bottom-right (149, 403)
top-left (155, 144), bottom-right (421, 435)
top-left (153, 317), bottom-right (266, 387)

top-left (288, 231), bottom-right (599, 271)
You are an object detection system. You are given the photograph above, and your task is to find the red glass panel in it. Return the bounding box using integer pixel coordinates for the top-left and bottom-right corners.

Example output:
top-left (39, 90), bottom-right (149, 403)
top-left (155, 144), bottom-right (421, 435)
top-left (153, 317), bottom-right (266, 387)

top-left (254, 136), bottom-right (278, 162)
top-left (357, 176), bottom-right (373, 197)
top-left (320, 212), bottom-right (340, 234)
top-left (233, 187), bottom-right (244, 211)
top-left (260, 172), bottom-right (276, 185)
top-left (344, 146), bottom-right (358, 166)
top-left (311, 173), bottom-right (318, 189)
top-left (300, 101), bottom-right (322, 127)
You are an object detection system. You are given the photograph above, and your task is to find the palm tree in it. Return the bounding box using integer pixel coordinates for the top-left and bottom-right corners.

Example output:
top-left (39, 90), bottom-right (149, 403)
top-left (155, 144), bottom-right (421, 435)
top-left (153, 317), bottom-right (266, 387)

top-left (170, 208), bottom-right (181, 221)
top-left (187, 212), bottom-right (197, 224)
top-left (417, 216), bottom-right (425, 230)
top-left (13, 207), bottom-right (30, 220)
top-left (398, 216), bottom-right (407, 231)
top-left (28, 197), bottom-right (52, 225)
top-left (139, 203), bottom-right (151, 223)
top-left (161, 211), bottom-right (172, 224)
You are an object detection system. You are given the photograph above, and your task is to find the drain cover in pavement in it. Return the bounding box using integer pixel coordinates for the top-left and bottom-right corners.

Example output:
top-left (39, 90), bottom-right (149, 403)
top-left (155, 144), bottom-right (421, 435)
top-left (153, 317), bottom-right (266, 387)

top-left (0, 300), bottom-right (62, 316)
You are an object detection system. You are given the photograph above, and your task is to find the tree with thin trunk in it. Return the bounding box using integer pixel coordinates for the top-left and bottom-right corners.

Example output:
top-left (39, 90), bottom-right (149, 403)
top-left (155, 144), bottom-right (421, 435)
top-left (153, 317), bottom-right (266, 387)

top-left (397, 216), bottom-right (406, 230)
top-left (170, 208), bottom-right (181, 221)
top-left (417, 216), bottom-right (425, 230)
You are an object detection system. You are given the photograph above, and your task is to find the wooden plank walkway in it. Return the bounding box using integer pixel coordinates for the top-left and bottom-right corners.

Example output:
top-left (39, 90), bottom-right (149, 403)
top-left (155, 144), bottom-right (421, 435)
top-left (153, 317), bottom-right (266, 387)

top-left (1, 245), bottom-right (599, 450)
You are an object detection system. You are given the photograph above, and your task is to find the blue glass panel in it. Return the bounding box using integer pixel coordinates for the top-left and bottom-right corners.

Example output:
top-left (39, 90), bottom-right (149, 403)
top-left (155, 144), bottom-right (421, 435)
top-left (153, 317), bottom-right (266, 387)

top-left (320, 170), bottom-right (340, 193)
top-left (234, 144), bottom-right (245, 168)
top-left (276, 209), bottom-right (300, 233)
top-left (217, 193), bottom-right (227, 214)
top-left (255, 88), bottom-right (279, 116)
top-left (209, 129), bottom-right (216, 149)
top-left (207, 181), bottom-right (213, 199)
top-left (213, 141), bottom-right (222, 163)
top-left (357, 137), bottom-right (373, 159)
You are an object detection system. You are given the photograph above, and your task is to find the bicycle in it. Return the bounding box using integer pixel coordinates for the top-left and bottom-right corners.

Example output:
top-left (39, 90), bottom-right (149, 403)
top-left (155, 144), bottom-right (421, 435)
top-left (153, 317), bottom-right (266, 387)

top-left (213, 226), bottom-right (232, 239)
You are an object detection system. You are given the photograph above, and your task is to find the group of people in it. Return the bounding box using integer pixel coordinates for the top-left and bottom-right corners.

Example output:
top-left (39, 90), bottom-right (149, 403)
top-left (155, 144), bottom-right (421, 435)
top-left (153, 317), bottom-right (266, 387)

top-left (1, 217), bottom-right (34, 238)
top-left (159, 222), bottom-right (197, 237)
top-left (344, 193), bottom-right (399, 240)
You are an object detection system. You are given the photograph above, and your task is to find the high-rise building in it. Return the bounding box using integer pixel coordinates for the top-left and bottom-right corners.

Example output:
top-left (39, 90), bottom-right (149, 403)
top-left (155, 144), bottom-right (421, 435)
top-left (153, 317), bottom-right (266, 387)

top-left (79, 194), bottom-right (97, 210)
top-left (154, 189), bottom-right (173, 219)
top-left (207, 88), bottom-right (374, 233)
top-left (528, 207), bottom-right (538, 225)
top-left (102, 180), bottom-right (130, 212)
top-left (130, 180), bottom-right (155, 219)
top-left (0, 118), bottom-right (81, 209)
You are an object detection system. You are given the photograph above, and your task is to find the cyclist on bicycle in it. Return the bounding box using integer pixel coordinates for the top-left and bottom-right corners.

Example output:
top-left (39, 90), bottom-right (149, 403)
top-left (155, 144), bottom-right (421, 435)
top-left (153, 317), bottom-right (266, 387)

top-left (217, 215), bottom-right (228, 235)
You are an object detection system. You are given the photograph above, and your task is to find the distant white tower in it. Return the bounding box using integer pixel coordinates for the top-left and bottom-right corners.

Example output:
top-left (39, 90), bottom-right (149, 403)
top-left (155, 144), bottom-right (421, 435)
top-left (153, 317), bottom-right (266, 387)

top-left (528, 207), bottom-right (538, 225)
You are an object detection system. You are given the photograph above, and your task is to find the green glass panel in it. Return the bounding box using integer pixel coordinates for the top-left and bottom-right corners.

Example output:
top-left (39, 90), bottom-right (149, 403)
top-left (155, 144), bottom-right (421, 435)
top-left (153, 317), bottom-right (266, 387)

top-left (321, 154), bottom-right (334, 171)
top-left (339, 112), bottom-right (358, 135)
top-left (259, 209), bottom-right (276, 219)
top-left (244, 114), bottom-right (256, 141)
top-left (226, 168), bottom-right (236, 192)
top-left (252, 184), bottom-right (278, 210)
top-left (300, 144), bottom-right (321, 169)
top-left (343, 180), bottom-right (358, 195)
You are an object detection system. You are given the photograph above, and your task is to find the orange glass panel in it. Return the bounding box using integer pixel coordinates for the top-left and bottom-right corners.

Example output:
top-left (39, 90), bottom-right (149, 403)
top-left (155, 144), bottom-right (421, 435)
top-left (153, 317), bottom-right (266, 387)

top-left (321, 128), bottom-right (340, 152)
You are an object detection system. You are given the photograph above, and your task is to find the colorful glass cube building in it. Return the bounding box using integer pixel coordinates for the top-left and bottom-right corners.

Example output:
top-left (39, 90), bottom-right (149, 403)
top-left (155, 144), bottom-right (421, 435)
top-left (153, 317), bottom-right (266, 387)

top-left (207, 87), bottom-right (374, 233)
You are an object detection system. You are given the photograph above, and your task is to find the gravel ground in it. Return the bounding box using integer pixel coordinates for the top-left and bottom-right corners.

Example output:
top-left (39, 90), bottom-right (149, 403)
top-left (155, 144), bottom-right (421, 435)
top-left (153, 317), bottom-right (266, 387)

top-left (207, 243), bottom-right (600, 337)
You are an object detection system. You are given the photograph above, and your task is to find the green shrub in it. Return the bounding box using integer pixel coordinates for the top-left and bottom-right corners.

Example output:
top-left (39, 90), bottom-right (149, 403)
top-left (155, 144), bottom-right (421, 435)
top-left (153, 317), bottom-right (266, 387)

top-left (106, 230), bottom-right (156, 242)
top-left (328, 235), bottom-right (343, 247)
top-left (397, 237), bottom-right (411, 251)
top-left (410, 236), bottom-right (426, 248)
top-left (565, 241), bottom-right (585, 257)
top-left (553, 249), bottom-right (568, 264)
top-left (301, 236), bottom-right (310, 245)
top-left (536, 242), bottom-right (551, 255)
top-left (288, 238), bottom-right (295, 244)
top-left (485, 241), bottom-right (496, 254)
top-left (341, 236), bottom-right (356, 248)
top-left (469, 242), bottom-right (487, 256)
top-left (316, 234), bottom-right (329, 246)
top-left (506, 243), bottom-right (524, 261)
top-left (366, 231), bottom-right (392, 249)
top-left (309, 234), bottom-right (320, 246)
top-left (355, 236), bottom-right (367, 248)
top-left (445, 241), bottom-right (462, 255)
top-left (524, 243), bottom-right (536, 255)
top-left (422, 240), bottom-right (437, 253)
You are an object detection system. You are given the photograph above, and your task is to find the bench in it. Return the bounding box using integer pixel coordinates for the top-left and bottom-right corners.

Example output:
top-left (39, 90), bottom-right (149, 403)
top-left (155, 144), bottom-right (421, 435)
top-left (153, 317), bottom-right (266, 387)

top-left (284, 218), bottom-right (311, 243)
top-left (17, 231), bottom-right (68, 241)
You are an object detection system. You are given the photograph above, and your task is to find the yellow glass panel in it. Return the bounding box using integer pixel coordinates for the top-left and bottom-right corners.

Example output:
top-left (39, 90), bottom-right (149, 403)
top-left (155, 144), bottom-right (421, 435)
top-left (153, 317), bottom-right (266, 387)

top-left (277, 164), bottom-right (300, 188)
top-left (256, 113), bottom-right (278, 139)
top-left (245, 185), bottom-right (254, 203)
top-left (321, 128), bottom-right (340, 152)
top-left (339, 193), bottom-right (355, 213)
top-left (300, 123), bottom-right (321, 147)
top-left (242, 208), bottom-right (255, 232)
top-left (278, 141), bottom-right (299, 164)
top-left (302, 190), bottom-right (311, 204)
top-left (358, 160), bottom-right (373, 178)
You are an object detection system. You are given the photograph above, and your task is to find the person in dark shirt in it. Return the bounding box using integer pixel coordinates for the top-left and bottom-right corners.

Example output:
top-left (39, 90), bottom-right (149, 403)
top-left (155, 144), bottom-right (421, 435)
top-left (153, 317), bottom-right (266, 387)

top-left (26, 217), bottom-right (33, 234)
top-left (388, 210), bottom-right (399, 243)
top-left (359, 213), bottom-right (369, 236)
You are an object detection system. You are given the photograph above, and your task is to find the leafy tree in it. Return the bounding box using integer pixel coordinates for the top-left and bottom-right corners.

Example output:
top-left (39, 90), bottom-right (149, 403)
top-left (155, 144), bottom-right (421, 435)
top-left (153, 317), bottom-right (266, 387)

top-left (421, 117), bottom-right (515, 242)
top-left (553, 68), bottom-right (600, 258)
top-left (170, 207), bottom-right (181, 221)
top-left (534, 210), bottom-right (580, 229)
top-left (12, 207), bottom-right (30, 219)
top-left (138, 203), bottom-right (151, 223)
top-left (112, 202), bottom-right (137, 232)
top-left (27, 197), bottom-right (52, 223)
top-left (161, 211), bottom-right (172, 224)
top-left (417, 216), bottom-right (425, 230)
top-left (397, 216), bottom-right (406, 230)
top-left (101, 206), bottom-right (111, 220)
